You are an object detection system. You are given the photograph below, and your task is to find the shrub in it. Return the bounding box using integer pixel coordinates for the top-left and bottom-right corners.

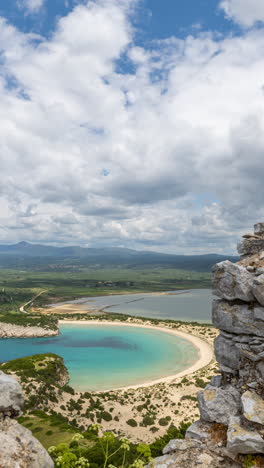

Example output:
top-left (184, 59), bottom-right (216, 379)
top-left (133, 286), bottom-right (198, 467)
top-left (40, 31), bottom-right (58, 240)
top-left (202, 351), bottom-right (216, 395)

top-left (142, 415), bottom-right (155, 426)
top-left (159, 418), bottom-right (169, 426)
top-left (126, 419), bottom-right (137, 427)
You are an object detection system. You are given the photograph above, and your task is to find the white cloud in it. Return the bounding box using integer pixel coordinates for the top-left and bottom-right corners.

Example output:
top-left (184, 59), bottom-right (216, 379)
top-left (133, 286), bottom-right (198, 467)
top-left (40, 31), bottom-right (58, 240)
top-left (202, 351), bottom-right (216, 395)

top-left (18, 0), bottom-right (45, 13)
top-left (0, 0), bottom-right (264, 253)
top-left (219, 0), bottom-right (264, 27)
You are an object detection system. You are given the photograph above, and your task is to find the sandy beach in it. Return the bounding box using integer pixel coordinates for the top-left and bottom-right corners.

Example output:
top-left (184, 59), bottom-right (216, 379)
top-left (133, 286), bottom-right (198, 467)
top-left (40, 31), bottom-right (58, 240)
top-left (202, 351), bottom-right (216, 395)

top-left (58, 319), bottom-right (214, 390)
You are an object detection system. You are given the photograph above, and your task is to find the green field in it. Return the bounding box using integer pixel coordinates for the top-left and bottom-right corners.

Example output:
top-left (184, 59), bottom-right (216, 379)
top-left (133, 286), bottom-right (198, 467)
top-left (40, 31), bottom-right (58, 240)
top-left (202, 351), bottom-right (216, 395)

top-left (0, 267), bottom-right (211, 309)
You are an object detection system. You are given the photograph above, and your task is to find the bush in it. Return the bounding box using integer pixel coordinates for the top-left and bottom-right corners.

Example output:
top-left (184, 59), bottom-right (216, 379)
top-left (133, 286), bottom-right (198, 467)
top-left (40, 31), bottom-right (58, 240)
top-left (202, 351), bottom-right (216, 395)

top-left (158, 418), bottom-right (169, 426)
top-left (126, 419), bottom-right (137, 427)
top-left (142, 415), bottom-right (155, 426)
top-left (100, 411), bottom-right (112, 422)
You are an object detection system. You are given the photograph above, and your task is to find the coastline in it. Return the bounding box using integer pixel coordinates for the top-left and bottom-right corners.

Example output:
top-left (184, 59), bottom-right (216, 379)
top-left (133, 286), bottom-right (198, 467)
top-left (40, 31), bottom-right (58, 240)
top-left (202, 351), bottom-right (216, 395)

top-left (58, 319), bottom-right (214, 391)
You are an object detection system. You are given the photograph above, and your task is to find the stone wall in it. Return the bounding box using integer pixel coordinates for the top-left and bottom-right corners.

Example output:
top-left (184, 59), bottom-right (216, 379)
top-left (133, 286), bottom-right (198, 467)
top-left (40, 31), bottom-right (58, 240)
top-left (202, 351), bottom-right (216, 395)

top-left (0, 371), bottom-right (54, 468)
top-left (149, 224), bottom-right (264, 468)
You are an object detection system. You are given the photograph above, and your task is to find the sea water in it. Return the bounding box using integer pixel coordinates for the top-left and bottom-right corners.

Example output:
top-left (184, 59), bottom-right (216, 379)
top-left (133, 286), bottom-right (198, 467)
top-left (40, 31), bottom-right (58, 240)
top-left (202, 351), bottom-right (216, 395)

top-left (0, 324), bottom-right (199, 391)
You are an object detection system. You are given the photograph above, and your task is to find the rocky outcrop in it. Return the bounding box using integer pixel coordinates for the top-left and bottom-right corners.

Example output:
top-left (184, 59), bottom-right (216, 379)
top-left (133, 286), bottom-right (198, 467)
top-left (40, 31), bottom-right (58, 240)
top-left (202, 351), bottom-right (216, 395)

top-left (149, 223), bottom-right (264, 467)
top-left (0, 372), bottom-right (54, 468)
top-left (0, 322), bottom-right (58, 338)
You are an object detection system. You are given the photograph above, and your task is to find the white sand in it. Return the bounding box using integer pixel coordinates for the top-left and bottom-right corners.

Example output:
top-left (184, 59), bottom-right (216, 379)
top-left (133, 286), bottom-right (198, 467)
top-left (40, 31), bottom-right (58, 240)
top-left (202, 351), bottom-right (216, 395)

top-left (58, 320), bottom-right (213, 390)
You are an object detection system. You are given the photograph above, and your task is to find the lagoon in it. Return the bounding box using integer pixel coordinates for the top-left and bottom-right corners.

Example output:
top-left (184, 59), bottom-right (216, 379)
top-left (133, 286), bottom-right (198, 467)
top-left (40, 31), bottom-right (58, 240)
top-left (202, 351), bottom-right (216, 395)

top-left (53, 289), bottom-right (212, 323)
top-left (0, 324), bottom-right (199, 391)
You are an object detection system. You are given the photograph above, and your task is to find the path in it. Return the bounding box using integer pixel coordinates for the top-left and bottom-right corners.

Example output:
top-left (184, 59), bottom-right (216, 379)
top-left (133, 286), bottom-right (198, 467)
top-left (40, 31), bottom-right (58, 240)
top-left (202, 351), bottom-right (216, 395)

top-left (19, 290), bottom-right (48, 313)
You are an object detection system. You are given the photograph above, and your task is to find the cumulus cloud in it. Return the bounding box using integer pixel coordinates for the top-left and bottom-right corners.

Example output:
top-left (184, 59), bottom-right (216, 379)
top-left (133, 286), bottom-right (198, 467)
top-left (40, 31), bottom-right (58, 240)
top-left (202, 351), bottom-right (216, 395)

top-left (219, 0), bottom-right (264, 27)
top-left (0, 0), bottom-right (264, 253)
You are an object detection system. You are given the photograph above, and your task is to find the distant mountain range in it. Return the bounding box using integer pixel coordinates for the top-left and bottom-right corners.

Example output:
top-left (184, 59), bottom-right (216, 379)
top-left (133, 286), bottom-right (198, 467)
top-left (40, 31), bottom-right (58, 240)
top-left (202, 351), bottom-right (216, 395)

top-left (0, 241), bottom-right (239, 271)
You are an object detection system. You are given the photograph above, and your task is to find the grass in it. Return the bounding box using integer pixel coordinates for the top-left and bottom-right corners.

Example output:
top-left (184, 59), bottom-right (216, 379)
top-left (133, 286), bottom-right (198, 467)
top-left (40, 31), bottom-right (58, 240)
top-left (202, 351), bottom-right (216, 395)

top-left (0, 267), bottom-right (211, 309)
top-left (18, 413), bottom-right (79, 449)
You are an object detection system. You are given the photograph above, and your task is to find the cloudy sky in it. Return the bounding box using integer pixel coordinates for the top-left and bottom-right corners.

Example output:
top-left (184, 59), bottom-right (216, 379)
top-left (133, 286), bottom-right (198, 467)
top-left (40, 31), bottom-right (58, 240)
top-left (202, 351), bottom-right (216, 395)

top-left (0, 0), bottom-right (264, 254)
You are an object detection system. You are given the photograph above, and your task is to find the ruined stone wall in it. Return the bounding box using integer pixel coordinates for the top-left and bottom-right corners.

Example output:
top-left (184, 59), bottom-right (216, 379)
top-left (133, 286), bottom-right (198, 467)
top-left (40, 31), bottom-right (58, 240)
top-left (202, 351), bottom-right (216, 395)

top-left (149, 223), bottom-right (264, 467)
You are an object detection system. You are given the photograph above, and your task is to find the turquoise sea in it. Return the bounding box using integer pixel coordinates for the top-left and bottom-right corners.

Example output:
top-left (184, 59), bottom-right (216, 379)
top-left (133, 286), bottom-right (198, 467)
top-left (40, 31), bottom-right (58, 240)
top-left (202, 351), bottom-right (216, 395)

top-left (0, 324), bottom-right (199, 391)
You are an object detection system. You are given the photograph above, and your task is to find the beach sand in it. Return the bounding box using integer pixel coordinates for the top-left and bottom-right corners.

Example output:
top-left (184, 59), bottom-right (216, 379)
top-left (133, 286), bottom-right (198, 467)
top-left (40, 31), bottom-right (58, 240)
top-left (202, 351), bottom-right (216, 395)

top-left (58, 319), bottom-right (213, 390)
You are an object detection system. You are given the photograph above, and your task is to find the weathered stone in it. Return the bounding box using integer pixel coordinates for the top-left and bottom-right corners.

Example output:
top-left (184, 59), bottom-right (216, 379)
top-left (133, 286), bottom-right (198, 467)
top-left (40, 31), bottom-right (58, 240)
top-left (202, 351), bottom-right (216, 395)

top-left (238, 238), bottom-right (264, 257)
top-left (241, 391), bottom-right (264, 425)
top-left (253, 274), bottom-right (264, 306)
top-left (0, 418), bottom-right (54, 468)
top-left (214, 334), bottom-right (241, 370)
top-left (227, 416), bottom-right (264, 455)
top-left (256, 361), bottom-right (264, 379)
top-left (254, 223), bottom-right (264, 235)
top-left (210, 375), bottom-right (222, 388)
top-left (197, 385), bottom-right (241, 424)
top-left (220, 364), bottom-right (237, 374)
top-left (212, 261), bottom-right (254, 302)
top-left (0, 371), bottom-right (24, 417)
top-left (163, 439), bottom-right (199, 455)
top-left (197, 453), bottom-right (214, 466)
top-left (185, 420), bottom-right (210, 441)
top-left (212, 300), bottom-right (264, 337)
top-left (232, 335), bottom-right (250, 343)
top-left (255, 267), bottom-right (264, 276)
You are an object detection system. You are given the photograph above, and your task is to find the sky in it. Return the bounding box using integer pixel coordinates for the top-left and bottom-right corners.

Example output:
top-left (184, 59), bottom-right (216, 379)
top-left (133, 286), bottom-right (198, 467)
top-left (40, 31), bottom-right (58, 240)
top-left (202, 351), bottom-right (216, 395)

top-left (0, 0), bottom-right (264, 254)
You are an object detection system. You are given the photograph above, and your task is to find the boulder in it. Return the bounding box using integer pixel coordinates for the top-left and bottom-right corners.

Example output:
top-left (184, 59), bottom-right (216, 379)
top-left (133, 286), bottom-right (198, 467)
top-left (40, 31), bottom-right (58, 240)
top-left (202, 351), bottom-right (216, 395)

top-left (163, 439), bottom-right (199, 455)
top-left (212, 300), bottom-right (264, 337)
top-left (238, 238), bottom-right (264, 257)
top-left (241, 391), bottom-right (264, 425)
top-left (0, 418), bottom-right (54, 468)
top-left (185, 420), bottom-right (210, 441)
top-left (214, 334), bottom-right (241, 370)
top-left (212, 261), bottom-right (254, 302)
top-left (0, 371), bottom-right (24, 417)
top-left (254, 223), bottom-right (264, 235)
top-left (253, 274), bottom-right (264, 307)
top-left (227, 417), bottom-right (264, 455)
top-left (197, 385), bottom-right (241, 424)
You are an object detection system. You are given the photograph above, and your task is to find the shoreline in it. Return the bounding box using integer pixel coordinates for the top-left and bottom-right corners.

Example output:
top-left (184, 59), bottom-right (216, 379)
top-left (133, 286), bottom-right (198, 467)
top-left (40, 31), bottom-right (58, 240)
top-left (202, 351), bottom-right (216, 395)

top-left (58, 319), bottom-right (214, 391)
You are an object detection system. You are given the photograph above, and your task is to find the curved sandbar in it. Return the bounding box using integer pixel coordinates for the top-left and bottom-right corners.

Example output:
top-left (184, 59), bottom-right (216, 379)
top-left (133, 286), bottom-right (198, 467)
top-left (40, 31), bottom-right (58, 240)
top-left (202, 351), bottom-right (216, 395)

top-left (58, 320), bottom-right (214, 390)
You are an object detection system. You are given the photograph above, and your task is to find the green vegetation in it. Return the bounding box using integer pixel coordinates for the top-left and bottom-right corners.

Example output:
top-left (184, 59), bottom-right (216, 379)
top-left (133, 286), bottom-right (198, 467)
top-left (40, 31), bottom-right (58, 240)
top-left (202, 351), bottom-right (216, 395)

top-left (21, 421), bottom-right (190, 468)
top-left (0, 267), bottom-right (211, 311)
top-left (126, 419), bottom-right (138, 427)
top-left (0, 353), bottom-right (66, 384)
top-left (0, 312), bottom-right (58, 330)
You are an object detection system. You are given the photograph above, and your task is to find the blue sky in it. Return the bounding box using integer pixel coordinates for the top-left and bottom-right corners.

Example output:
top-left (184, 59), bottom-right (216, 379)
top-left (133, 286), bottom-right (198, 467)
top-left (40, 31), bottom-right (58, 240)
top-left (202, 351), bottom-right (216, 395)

top-left (0, 0), bottom-right (264, 253)
top-left (1, 0), bottom-right (240, 43)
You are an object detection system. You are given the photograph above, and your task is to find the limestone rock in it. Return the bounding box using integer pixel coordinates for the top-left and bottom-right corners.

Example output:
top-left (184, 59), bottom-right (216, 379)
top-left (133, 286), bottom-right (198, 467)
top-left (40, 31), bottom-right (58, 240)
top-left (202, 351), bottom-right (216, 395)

top-left (253, 274), bottom-right (264, 306)
top-left (226, 417), bottom-right (264, 455)
top-left (197, 385), bottom-right (241, 425)
top-left (241, 391), bottom-right (264, 425)
top-left (0, 418), bottom-right (54, 468)
top-left (185, 420), bottom-right (210, 441)
top-left (0, 322), bottom-right (58, 338)
top-left (238, 238), bottom-right (264, 257)
top-left (256, 361), bottom-right (264, 380)
top-left (212, 300), bottom-right (264, 337)
top-left (214, 334), bottom-right (240, 370)
top-left (0, 371), bottom-right (24, 417)
top-left (254, 223), bottom-right (264, 235)
top-left (212, 261), bottom-right (254, 302)
top-left (162, 439), bottom-right (199, 455)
